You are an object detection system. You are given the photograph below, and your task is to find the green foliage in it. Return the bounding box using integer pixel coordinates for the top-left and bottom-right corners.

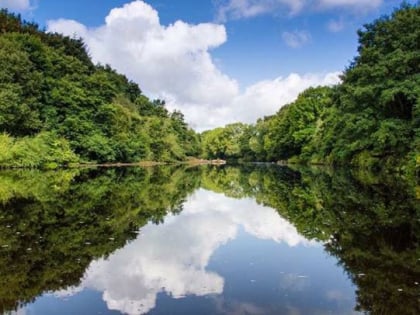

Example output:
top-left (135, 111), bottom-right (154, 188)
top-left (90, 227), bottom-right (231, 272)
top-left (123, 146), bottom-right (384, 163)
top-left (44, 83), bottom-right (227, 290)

top-left (201, 123), bottom-right (253, 160)
top-left (0, 132), bottom-right (79, 168)
top-left (0, 10), bottom-right (199, 166)
top-left (201, 4), bottom-right (419, 174)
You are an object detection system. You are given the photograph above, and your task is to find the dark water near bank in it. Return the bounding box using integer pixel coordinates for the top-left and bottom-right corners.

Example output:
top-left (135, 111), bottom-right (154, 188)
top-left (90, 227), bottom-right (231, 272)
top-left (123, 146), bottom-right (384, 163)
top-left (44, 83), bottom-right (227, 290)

top-left (0, 165), bottom-right (418, 315)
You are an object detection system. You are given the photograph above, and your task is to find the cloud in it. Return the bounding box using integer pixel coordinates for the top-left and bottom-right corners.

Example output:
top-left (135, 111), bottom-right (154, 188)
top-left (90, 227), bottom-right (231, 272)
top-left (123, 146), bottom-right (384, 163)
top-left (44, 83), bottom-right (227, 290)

top-left (47, 0), bottom-right (340, 131)
top-left (282, 30), bottom-right (311, 48)
top-left (327, 18), bottom-right (345, 32)
top-left (216, 0), bottom-right (305, 22)
top-left (59, 189), bottom-right (314, 315)
top-left (318, 0), bottom-right (383, 10)
top-left (0, 0), bottom-right (32, 10)
top-left (182, 72), bottom-right (340, 130)
top-left (216, 0), bottom-right (384, 20)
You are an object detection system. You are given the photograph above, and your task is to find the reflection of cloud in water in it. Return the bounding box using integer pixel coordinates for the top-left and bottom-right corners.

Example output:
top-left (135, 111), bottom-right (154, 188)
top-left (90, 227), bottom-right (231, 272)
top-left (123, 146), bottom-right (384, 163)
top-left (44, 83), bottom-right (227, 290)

top-left (69, 189), bottom-right (313, 314)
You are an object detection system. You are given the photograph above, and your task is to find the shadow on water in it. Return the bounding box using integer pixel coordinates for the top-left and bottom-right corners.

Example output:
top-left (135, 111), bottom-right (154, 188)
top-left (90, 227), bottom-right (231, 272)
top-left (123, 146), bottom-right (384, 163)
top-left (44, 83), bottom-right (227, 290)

top-left (0, 164), bottom-right (418, 314)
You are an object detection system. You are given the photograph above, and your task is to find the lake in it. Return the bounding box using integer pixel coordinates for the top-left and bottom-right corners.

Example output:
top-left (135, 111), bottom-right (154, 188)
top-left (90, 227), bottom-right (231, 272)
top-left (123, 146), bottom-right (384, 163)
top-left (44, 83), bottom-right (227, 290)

top-left (0, 165), bottom-right (418, 315)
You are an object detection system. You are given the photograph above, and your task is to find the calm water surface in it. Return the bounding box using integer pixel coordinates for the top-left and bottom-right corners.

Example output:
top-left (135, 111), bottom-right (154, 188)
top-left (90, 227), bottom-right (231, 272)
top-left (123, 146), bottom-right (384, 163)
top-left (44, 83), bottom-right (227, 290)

top-left (0, 165), bottom-right (418, 315)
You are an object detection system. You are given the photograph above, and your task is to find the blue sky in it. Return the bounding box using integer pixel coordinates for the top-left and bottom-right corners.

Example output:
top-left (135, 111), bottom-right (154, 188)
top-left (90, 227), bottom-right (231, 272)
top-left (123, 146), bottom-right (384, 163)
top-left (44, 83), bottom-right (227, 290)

top-left (2, 0), bottom-right (415, 129)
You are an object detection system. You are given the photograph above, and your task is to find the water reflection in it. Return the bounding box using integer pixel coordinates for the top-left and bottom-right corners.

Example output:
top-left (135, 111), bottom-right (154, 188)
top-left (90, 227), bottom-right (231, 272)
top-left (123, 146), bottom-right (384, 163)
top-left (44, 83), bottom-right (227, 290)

top-left (54, 189), bottom-right (316, 314)
top-left (0, 166), bottom-right (201, 313)
top-left (0, 165), bottom-right (418, 315)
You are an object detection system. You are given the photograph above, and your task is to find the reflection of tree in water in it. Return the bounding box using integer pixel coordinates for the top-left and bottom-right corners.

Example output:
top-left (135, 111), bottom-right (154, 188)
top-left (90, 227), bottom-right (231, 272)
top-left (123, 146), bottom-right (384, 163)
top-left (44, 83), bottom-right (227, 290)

top-left (0, 166), bottom-right (201, 313)
top-left (201, 165), bottom-right (420, 315)
top-left (0, 165), bottom-right (418, 314)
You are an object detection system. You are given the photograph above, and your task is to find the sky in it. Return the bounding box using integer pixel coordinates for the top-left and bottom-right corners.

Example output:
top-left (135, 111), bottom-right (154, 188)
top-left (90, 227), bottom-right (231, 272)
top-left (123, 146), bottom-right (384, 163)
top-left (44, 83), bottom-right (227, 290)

top-left (1, 0), bottom-right (415, 130)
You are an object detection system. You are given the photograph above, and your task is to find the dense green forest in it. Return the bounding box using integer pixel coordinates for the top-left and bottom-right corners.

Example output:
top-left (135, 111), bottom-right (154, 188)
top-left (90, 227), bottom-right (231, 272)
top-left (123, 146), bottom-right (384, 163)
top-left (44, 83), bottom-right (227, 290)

top-left (0, 5), bottom-right (418, 170)
top-left (201, 4), bottom-right (419, 173)
top-left (0, 10), bottom-right (200, 168)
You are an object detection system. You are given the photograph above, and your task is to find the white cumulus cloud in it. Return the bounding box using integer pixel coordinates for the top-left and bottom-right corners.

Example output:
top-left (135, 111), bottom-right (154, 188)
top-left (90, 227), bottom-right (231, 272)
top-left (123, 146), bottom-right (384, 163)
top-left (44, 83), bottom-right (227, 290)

top-left (0, 0), bottom-right (32, 10)
top-left (47, 0), bottom-right (340, 131)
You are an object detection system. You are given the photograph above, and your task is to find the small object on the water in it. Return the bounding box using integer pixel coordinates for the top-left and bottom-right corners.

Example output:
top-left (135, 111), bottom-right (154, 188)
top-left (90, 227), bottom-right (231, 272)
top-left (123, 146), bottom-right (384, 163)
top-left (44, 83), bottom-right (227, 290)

top-left (250, 279), bottom-right (256, 283)
top-left (298, 275), bottom-right (308, 278)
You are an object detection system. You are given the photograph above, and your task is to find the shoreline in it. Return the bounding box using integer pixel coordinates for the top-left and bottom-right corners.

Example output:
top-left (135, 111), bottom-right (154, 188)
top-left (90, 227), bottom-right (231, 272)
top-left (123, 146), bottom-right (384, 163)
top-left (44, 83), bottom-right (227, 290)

top-left (0, 159), bottom-right (227, 170)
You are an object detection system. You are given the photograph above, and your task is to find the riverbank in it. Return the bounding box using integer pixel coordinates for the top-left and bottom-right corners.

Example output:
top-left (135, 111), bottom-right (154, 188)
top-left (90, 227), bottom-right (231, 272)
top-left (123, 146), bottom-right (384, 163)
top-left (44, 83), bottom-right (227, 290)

top-left (0, 158), bottom-right (227, 170)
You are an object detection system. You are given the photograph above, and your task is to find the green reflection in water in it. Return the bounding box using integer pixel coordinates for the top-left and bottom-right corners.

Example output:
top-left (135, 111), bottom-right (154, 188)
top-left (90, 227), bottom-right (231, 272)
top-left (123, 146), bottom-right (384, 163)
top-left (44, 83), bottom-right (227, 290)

top-left (201, 165), bottom-right (420, 314)
top-left (0, 165), bottom-right (418, 314)
top-left (0, 166), bottom-right (201, 312)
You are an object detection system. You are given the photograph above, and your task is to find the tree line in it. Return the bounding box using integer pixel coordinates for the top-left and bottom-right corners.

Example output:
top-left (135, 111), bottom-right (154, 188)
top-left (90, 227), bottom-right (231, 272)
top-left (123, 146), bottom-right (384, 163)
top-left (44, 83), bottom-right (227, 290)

top-left (0, 4), bottom-right (418, 172)
top-left (201, 4), bottom-right (419, 173)
top-left (0, 10), bottom-right (200, 168)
